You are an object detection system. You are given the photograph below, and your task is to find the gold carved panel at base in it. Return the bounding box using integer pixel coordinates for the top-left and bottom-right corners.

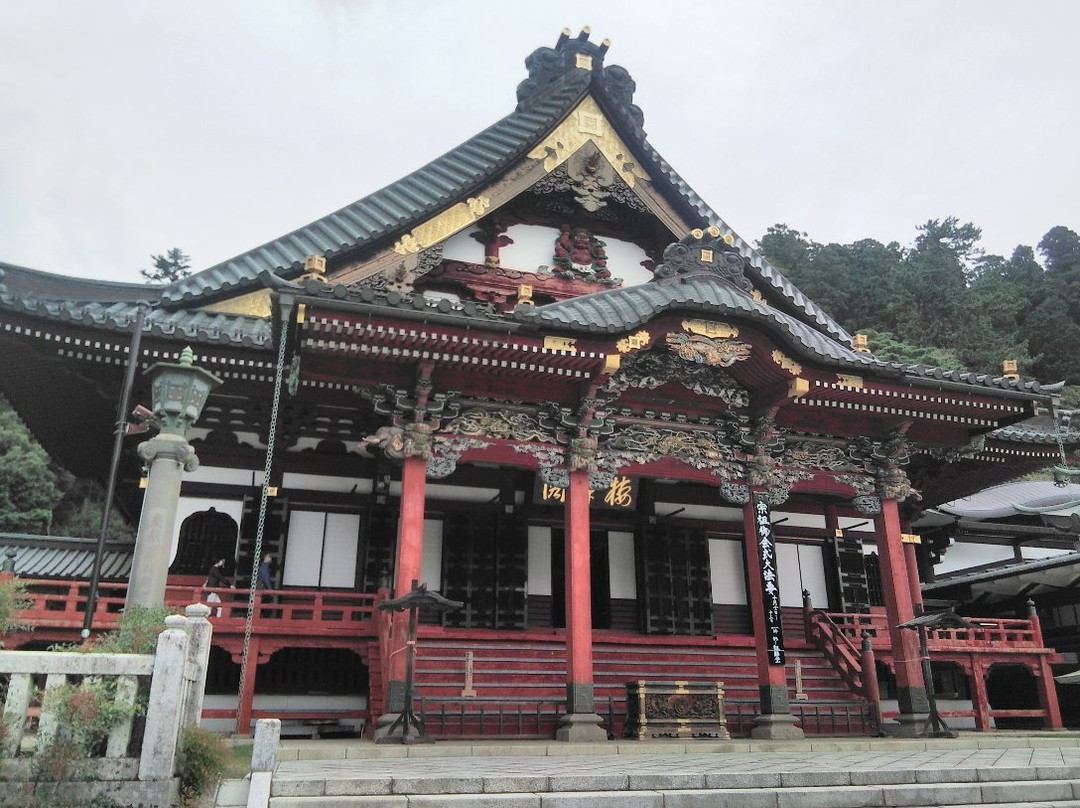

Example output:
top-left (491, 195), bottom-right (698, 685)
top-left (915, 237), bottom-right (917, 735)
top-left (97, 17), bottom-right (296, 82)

top-left (623, 680), bottom-right (730, 741)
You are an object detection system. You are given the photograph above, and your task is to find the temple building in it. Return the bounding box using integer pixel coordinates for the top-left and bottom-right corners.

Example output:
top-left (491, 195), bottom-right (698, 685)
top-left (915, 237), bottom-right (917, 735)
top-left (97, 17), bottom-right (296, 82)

top-left (1, 29), bottom-right (1076, 739)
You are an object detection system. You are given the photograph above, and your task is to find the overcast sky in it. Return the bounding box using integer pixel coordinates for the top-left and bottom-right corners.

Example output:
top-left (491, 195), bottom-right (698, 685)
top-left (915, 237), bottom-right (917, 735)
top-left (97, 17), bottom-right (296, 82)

top-left (1, 1), bottom-right (1077, 283)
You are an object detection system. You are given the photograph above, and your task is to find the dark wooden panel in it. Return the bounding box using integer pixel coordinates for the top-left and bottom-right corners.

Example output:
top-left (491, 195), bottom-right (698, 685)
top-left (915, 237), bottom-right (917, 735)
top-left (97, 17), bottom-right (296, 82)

top-left (712, 603), bottom-right (752, 636)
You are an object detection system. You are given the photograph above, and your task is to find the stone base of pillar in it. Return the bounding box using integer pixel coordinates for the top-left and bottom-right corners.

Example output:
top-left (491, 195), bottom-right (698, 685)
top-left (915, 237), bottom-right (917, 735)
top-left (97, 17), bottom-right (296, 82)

top-left (555, 712), bottom-right (608, 743)
top-left (882, 712), bottom-right (931, 738)
top-left (749, 712), bottom-right (805, 740)
top-left (373, 711), bottom-right (433, 744)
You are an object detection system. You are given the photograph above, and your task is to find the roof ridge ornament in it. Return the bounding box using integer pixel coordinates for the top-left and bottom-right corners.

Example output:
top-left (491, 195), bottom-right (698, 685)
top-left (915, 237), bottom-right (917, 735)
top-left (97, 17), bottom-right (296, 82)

top-left (516, 29), bottom-right (645, 137)
top-left (653, 227), bottom-right (753, 292)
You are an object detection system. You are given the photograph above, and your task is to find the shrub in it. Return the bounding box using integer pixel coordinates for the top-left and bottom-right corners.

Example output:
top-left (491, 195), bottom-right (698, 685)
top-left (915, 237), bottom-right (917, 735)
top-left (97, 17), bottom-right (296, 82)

top-left (0, 576), bottom-right (32, 648)
top-left (80, 605), bottom-right (175, 655)
top-left (176, 726), bottom-right (229, 808)
top-left (42, 678), bottom-right (141, 757)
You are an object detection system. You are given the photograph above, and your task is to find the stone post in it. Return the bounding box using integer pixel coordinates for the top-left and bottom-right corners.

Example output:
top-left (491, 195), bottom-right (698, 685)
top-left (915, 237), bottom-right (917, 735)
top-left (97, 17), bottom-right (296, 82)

top-left (247, 718), bottom-right (280, 808)
top-left (181, 603), bottom-right (213, 728)
top-left (127, 435), bottom-right (198, 609)
top-left (139, 615), bottom-right (190, 781)
top-left (127, 347), bottom-right (221, 610)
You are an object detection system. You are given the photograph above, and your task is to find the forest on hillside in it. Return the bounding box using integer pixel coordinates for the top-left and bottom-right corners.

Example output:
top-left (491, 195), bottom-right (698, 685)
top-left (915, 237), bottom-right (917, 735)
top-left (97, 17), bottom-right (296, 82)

top-left (757, 219), bottom-right (1080, 394)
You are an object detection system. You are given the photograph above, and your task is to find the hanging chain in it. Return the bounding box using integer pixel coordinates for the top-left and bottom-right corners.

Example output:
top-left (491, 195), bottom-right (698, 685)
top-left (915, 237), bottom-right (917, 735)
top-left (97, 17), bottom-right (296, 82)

top-left (1055, 409), bottom-right (1072, 467)
top-left (235, 312), bottom-right (291, 730)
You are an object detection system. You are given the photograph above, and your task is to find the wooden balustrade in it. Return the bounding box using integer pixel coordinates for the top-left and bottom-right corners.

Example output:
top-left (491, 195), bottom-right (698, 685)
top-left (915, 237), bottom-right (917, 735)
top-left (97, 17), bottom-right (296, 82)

top-left (806, 610), bottom-right (864, 693)
top-left (12, 578), bottom-right (380, 641)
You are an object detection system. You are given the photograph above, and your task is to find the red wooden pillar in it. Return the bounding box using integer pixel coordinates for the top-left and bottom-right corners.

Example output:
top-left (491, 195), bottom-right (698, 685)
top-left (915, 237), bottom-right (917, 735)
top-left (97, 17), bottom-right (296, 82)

top-left (1029, 601), bottom-right (1064, 729)
top-left (875, 497), bottom-right (930, 733)
top-left (556, 469), bottom-right (607, 742)
top-left (236, 638), bottom-right (260, 736)
top-left (903, 540), bottom-right (923, 615)
top-left (741, 494), bottom-right (803, 738)
top-left (970, 659), bottom-right (991, 730)
top-left (384, 455), bottom-right (427, 716)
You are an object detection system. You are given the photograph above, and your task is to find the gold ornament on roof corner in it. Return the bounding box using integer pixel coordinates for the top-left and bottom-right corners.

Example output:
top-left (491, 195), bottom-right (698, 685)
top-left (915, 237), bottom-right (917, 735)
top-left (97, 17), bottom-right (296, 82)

top-left (616, 329), bottom-right (651, 354)
top-left (301, 255), bottom-right (327, 282)
top-left (853, 334), bottom-right (870, 353)
top-left (771, 351), bottom-right (802, 376)
top-left (1002, 359), bottom-right (1019, 380)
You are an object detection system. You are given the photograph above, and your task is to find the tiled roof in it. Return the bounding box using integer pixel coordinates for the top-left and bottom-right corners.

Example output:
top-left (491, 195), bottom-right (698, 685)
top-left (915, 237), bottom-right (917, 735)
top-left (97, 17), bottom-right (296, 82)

top-left (517, 272), bottom-right (1050, 396)
top-left (162, 69), bottom-right (594, 306)
top-left (934, 480), bottom-right (1080, 520)
top-left (0, 262), bottom-right (272, 347)
top-left (0, 535), bottom-right (133, 580)
top-left (155, 31), bottom-right (851, 347)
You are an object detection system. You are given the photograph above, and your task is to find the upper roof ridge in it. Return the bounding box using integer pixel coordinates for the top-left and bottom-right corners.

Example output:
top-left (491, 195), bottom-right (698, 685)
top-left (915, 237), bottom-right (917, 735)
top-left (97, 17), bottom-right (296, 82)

top-left (516, 28), bottom-right (645, 139)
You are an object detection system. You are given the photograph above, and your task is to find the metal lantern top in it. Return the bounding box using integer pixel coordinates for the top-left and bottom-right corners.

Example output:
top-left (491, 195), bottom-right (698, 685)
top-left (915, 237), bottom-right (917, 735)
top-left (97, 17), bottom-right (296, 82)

top-left (144, 346), bottom-right (223, 436)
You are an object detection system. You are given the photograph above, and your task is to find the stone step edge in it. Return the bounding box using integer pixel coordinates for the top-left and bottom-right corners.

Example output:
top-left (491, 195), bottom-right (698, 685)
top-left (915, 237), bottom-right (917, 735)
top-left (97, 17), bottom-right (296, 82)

top-left (270, 773), bottom-right (1080, 798)
top-left (268, 785), bottom-right (1080, 808)
top-left (277, 736), bottom-right (1080, 760)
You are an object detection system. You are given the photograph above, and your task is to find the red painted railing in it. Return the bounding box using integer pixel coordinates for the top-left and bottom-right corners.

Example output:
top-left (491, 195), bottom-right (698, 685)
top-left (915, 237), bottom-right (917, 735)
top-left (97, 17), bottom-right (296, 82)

top-left (805, 610), bottom-right (864, 694)
top-left (817, 610), bottom-right (1044, 651)
top-left (11, 578), bottom-right (380, 638)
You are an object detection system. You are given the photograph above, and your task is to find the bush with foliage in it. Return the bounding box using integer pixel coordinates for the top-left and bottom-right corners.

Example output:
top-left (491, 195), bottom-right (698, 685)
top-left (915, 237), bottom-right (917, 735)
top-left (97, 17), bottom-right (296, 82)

top-left (76, 605), bottom-right (175, 655)
top-left (176, 725), bottom-right (229, 808)
top-left (0, 576), bottom-right (32, 648)
top-left (43, 678), bottom-right (141, 757)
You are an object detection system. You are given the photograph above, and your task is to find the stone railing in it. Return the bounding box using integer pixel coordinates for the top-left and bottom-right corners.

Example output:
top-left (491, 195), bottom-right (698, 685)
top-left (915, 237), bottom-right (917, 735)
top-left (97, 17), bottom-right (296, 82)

top-left (0, 604), bottom-right (212, 806)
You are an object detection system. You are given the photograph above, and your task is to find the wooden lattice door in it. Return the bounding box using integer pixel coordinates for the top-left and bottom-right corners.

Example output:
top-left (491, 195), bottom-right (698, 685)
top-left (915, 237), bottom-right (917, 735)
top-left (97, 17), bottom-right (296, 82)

top-left (639, 524), bottom-right (714, 636)
top-left (441, 512), bottom-right (527, 629)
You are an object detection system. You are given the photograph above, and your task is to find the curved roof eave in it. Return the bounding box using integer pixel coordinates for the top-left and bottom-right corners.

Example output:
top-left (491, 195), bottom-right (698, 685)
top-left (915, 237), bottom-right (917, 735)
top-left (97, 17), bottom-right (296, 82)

top-left (160, 71), bottom-right (594, 306)
top-left (515, 273), bottom-right (1049, 398)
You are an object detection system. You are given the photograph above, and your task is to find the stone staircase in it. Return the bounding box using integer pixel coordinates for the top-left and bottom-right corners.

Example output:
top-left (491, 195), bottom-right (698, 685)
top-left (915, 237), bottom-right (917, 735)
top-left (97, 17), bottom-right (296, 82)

top-left (251, 736), bottom-right (1080, 808)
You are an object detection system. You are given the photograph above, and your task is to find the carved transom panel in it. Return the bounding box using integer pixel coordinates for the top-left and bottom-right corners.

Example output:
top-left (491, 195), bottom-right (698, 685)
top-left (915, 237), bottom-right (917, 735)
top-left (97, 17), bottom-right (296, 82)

top-left (602, 350), bottom-right (750, 409)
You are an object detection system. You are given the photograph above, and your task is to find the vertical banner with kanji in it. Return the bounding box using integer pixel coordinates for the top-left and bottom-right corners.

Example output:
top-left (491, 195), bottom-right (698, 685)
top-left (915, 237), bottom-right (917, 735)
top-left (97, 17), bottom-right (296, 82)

top-left (752, 491), bottom-right (785, 665)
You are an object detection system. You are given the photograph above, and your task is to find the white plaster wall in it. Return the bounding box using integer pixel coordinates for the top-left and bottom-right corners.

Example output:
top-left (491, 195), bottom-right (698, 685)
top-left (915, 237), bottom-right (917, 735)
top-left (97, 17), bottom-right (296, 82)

top-left (1022, 546), bottom-right (1073, 560)
top-left (282, 472), bottom-right (372, 493)
top-left (170, 496), bottom-right (243, 564)
top-left (420, 519), bottom-right (444, 590)
top-left (441, 228), bottom-right (486, 263)
top-left (283, 511), bottom-right (325, 587)
top-left (777, 543), bottom-right (802, 607)
top-left (933, 542), bottom-right (1016, 575)
top-left (183, 466), bottom-right (260, 486)
top-left (709, 538), bottom-right (747, 605)
top-left (495, 223), bottom-right (654, 286)
top-left (608, 531), bottom-right (637, 599)
top-left (653, 502), bottom-right (744, 523)
top-left (771, 511), bottom-right (827, 530)
top-left (322, 513), bottom-right (361, 588)
top-left (800, 544), bottom-right (829, 607)
top-left (527, 525), bottom-right (553, 596)
top-left (777, 542), bottom-right (829, 607)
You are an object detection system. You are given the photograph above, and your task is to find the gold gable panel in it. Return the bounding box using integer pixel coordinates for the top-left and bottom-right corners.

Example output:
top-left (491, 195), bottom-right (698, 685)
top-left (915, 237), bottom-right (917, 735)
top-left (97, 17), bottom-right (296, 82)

top-left (202, 289), bottom-right (273, 319)
top-left (332, 95), bottom-right (687, 286)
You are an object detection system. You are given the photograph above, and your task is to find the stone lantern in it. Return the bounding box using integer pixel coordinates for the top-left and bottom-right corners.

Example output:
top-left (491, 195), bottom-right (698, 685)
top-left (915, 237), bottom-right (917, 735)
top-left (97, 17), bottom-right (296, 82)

top-left (126, 347), bottom-right (222, 609)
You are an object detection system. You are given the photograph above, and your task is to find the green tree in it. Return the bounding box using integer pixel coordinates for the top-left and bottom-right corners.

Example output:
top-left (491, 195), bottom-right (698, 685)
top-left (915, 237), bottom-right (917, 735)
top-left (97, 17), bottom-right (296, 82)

top-left (859, 329), bottom-right (967, 370)
top-left (1028, 227), bottom-right (1080, 383)
top-left (51, 475), bottom-right (133, 542)
top-left (140, 247), bottom-right (192, 284)
top-left (0, 397), bottom-right (61, 534)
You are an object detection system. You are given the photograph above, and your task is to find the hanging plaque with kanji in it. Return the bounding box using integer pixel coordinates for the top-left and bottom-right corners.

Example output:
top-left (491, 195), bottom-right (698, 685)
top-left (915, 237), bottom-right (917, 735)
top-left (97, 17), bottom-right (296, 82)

top-left (752, 492), bottom-right (785, 665)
